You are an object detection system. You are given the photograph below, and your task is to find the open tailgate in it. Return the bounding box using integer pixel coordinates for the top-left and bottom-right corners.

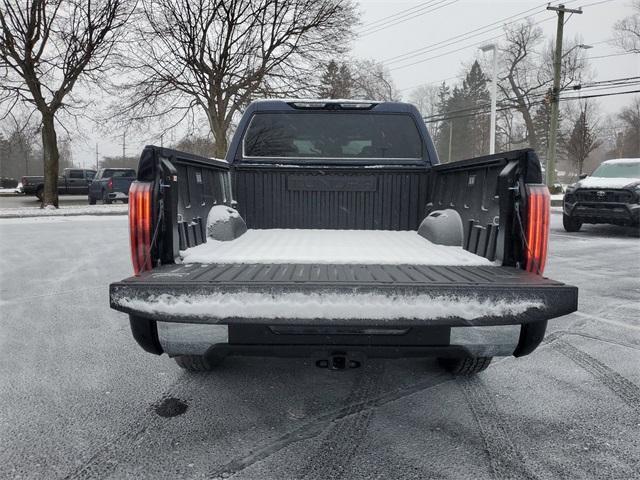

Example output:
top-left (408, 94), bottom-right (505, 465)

top-left (110, 263), bottom-right (577, 326)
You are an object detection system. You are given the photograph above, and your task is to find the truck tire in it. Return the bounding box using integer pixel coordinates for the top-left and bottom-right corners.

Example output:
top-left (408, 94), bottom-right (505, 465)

top-left (88, 195), bottom-right (96, 205)
top-left (174, 354), bottom-right (222, 372)
top-left (36, 186), bottom-right (44, 202)
top-left (563, 214), bottom-right (582, 232)
top-left (438, 356), bottom-right (492, 375)
top-left (102, 190), bottom-right (112, 205)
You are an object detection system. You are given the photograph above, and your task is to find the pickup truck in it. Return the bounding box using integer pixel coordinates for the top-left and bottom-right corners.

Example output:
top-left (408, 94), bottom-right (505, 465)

top-left (563, 158), bottom-right (640, 231)
top-left (109, 100), bottom-right (578, 376)
top-left (88, 168), bottom-right (136, 204)
top-left (20, 168), bottom-right (96, 201)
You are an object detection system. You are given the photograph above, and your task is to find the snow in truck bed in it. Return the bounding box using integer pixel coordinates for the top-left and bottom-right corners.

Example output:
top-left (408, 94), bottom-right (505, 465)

top-left (180, 229), bottom-right (493, 266)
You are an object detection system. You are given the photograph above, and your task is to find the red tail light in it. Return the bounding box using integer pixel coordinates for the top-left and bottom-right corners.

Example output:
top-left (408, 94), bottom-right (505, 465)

top-left (21, 177), bottom-right (28, 186)
top-left (129, 182), bottom-right (153, 275)
top-left (107, 178), bottom-right (113, 190)
top-left (525, 184), bottom-right (550, 275)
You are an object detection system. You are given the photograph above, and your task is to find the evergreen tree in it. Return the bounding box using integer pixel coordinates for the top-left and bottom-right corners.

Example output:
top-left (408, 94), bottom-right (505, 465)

top-left (437, 61), bottom-right (490, 162)
top-left (318, 60), bottom-right (352, 99)
top-left (566, 102), bottom-right (601, 176)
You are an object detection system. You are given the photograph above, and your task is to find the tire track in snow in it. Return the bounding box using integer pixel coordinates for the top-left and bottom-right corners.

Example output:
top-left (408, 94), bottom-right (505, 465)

top-left (62, 375), bottom-right (198, 480)
top-left (553, 340), bottom-right (640, 411)
top-left (460, 377), bottom-right (539, 480)
top-left (209, 369), bottom-right (452, 479)
top-left (297, 363), bottom-right (385, 480)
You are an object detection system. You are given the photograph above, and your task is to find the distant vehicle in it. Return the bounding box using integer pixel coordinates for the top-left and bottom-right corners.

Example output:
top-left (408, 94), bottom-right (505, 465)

top-left (563, 158), bottom-right (640, 231)
top-left (109, 100), bottom-right (577, 377)
top-left (20, 168), bottom-right (96, 201)
top-left (88, 168), bottom-right (136, 205)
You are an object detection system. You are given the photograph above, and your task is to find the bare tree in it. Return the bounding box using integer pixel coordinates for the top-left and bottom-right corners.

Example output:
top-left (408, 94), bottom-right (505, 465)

top-left (0, 0), bottom-right (131, 207)
top-left (613, 0), bottom-right (640, 53)
top-left (119, 0), bottom-right (357, 158)
top-left (349, 59), bottom-right (400, 102)
top-left (498, 19), bottom-right (588, 152)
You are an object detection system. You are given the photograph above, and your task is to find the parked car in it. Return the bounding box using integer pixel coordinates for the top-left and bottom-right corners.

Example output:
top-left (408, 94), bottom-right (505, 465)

top-left (563, 158), bottom-right (640, 231)
top-left (109, 99), bottom-right (577, 376)
top-left (20, 168), bottom-right (96, 201)
top-left (88, 168), bottom-right (136, 204)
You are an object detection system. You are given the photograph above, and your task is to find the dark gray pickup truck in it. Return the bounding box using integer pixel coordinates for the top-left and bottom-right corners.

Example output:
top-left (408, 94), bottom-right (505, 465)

top-left (109, 100), bottom-right (578, 375)
top-left (21, 168), bottom-right (96, 201)
top-left (88, 168), bottom-right (136, 204)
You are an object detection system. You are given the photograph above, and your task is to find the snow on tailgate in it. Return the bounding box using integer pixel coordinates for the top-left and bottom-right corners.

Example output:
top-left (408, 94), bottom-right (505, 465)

top-left (180, 229), bottom-right (493, 266)
top-left (114, 292), bottom-right (543, 321)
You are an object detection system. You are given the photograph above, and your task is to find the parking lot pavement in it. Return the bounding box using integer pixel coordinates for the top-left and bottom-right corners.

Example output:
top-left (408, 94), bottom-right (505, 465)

top-left (0, 214), bottom-right (639, 480)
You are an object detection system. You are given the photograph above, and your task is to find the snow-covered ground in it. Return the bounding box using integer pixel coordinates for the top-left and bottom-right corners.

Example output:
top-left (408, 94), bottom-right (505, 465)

top-left (181, 229), bottom-right (493, 266)
top-left (0, 188), bottom-right (19, 194)
top-left (0, 203), bottom-right (127, 218)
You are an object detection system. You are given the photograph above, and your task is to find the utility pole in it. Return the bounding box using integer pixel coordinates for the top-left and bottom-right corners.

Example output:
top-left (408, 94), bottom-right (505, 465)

top-left (448, 120), bottom-right (453, 163)
top-left (546, 3), bottom-right (582, 188)
top-left (480, 44), bottom-right (498, 154)
top-left (122, 132), bottom-right (126, 167)
top-left (95, 143), bottom-right (99, 171)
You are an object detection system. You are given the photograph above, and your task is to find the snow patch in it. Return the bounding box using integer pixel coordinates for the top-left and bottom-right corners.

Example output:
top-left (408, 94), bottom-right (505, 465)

top-left (207, 205), bottom-right (240, 225)
top-left (115, 292), bottom-right (544, 321)
top-left (180, 229), bottom-right (493, 266)
top-left (0, 204), bottom-right (127, 218)
top-left (578, 176), bottom-right (640, 189)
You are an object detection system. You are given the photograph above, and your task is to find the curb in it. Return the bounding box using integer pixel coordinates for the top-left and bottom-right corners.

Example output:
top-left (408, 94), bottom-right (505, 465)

top-left (0, 210), bottom-right (127, 219)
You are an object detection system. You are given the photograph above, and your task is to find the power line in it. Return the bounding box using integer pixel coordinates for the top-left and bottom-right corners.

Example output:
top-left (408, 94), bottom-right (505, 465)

top-left (422, 88), bottom-right (640, 123)
top-left (382, 0), bottom-right (618, 72)
top-left (359, 0), bottom-right (442, 30)
top-left (382, 1), bottom-right (550, 65)
top-left (359, 0), bottom-right (459, 37)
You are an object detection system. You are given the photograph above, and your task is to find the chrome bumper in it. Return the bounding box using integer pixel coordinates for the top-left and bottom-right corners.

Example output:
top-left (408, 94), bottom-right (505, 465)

top-left (156, 322), bottom-right (521, 358)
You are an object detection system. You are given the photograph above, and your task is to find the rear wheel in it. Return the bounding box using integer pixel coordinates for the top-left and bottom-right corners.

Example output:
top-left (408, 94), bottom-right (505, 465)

top-left (438, 356), bottom-right (492, 375)
top-left (102, 190), bottom-right (112, 205)
top-left (563, 214), bottom-right (582, 232)
top-left (174, 354), bottom-right (222, 372)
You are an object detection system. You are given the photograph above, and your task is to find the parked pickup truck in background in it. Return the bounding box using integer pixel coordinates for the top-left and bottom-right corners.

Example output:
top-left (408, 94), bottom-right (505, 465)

top-left (109, 99), bottom-right (578, 376)
top-left (20, 168), bottom-right (96, 201)
top-left (88, 168), bottom-right (137, 204)
top-left (563, 158), bottom-right (640, 232)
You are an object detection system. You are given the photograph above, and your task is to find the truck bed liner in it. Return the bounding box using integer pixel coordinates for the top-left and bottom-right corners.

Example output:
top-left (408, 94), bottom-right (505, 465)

top-left (110, 263), bottom-right (577, 326)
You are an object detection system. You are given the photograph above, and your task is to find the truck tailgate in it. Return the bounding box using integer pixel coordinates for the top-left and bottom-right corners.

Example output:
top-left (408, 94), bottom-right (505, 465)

top-left (110, 264), bottom-right (577, 326)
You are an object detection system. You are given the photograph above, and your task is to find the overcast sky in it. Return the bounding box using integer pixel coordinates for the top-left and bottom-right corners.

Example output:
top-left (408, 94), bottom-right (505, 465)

top-left (74, 0), bottom-right (639, 166)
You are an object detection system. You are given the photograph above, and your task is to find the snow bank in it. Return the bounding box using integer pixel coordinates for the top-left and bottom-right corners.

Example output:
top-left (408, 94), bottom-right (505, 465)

top-left (181, 229), bottom-right (493, 266)
top-left (114, 291), bottom-right (543, 321)
top-left (0, 204), bottom-right (127, 218)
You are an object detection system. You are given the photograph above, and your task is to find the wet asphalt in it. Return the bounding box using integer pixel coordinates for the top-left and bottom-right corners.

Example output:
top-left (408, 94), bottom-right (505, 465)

top-left (0, 213), bottom-right (638, 480)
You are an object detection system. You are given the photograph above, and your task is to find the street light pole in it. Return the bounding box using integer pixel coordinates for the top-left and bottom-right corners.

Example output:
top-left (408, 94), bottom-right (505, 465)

top-left (480, 44), bottom-right (498, 155)
top-left (546, 4), bottom-right (582, 188)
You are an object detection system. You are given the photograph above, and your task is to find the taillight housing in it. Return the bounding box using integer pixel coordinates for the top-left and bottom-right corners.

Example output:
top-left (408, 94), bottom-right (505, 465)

top-left (107, 178), bottom-right (113, 190)
top-left (524, 184), bottom-right (550, 275)
top-left (21, 177), bottom-right (28, 186)
top-left (129, 181), bottom-right (153, 275)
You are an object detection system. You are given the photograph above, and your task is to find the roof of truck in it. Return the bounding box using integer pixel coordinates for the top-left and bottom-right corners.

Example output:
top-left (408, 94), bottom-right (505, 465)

top-left (249, 99), bottom-right (417, 113)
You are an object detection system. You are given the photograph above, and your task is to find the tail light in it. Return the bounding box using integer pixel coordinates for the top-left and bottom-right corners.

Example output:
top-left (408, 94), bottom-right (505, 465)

top-left (129, 182), bottom-right (153, 275)
top-left (21, 177), bottom-right (28, 186)
top-left (524, 184), bottom-right (550, 275)
top-left (107, 178), bottom-right (113, 190)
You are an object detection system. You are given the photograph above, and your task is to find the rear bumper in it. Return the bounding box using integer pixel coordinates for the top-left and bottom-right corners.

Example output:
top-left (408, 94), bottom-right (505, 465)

top-left (564, 201), bottom-right (640, 225)
top-left (151, 321), bottom-right (545, 359)
top-left (108, 191), bottom-right (129, 200)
